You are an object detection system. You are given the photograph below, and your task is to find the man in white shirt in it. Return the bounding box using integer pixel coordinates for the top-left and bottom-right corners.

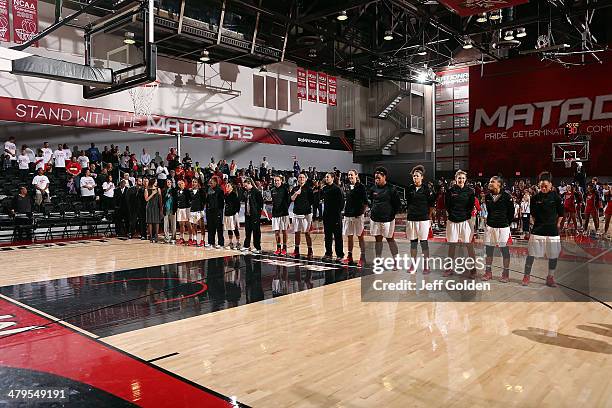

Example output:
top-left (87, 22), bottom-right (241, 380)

top-left (17, 148), bottom-right (30, 177)
top-left (3, 136), bottom-right (17, 169)
top-left (32, 168), bottom-right (51, 206)
top-left (80, 169), bottom-right (97, 211)
top-left (78, 151), bottom-right (90, 172)
top-left (53, 144), bottom-right (67, 177)
top-left (140, 149), bottom-right (151, 168)
top-left (23, 145), bottom-right (35, 163)
top-left (41, 142), bottom-right (53, 165)
top-left (156, 161), bottom-right (169, 185)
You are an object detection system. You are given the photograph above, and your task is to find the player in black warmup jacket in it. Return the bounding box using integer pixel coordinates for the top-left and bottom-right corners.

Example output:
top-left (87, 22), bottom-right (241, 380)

top-left (223, 183), bottom-right (241, 250)
top-left (320, 173), bottom-right (344, 261)
top-left (444, 170), bottom-right (477, 277)
top-left (291, 173), bottom-right (315, 258)
top-left (206, 176), bottom-right (225, 248)
top-left (523, 171), bottom-right (564, 287)
top-left (405, 165), bottom-right (436, 274)
top-left (342, 170), bottom-right (368, 266)
top-left (271, 175), bottom-right (291, 255)
top-left (368, 167), bottom-right (401, 262)
top-left (482, 176), bottom-right (515, 282)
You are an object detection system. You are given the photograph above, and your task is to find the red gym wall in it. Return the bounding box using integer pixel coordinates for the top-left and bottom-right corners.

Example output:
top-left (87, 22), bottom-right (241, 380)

top-left (469, 55), bottom-right (612, 178)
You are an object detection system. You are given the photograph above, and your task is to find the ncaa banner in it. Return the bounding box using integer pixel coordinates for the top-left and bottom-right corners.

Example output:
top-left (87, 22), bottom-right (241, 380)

top-left (318, 72), bottom-right (327, 104)
top-left (307, 70), bottom-right (317, 102)
top-left (296, 68), bottom-right (306, 100)
top-left (12, 0), bottom-right (38, 45)
top-left (328, 76), bottom-right (337, 106)
top-left (0, 0), bottom-right (9, 42)
top-left (469, 56), bottom-right (612, 177)
top-left (0, 96), bottom-right (353, 151)
top-left (439, 0), bottom-right (528, 16)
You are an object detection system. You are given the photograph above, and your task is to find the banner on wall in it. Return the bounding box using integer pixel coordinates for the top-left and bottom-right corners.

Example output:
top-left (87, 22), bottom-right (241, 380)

top-left (296, 68), bottom-right (306, 100)
top-left (0, 96), bottom-right (354, 151)
top-left (12, 0), bottom-right (38, 45)
top-left (439, 0), bottom-right (528, 17)
top-left (469, 57), bottom-right (612, 176)
top-left (307, 70), bottom-right (317, 102)
top-left (318, 72), bottom-right (327, 104)
top-left (328, 76), bottom-right (337, 106)
top-left (0, 0), bottom-right (9, 43)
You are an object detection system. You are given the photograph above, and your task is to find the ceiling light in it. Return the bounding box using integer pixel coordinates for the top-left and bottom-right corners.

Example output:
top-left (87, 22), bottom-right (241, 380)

top-left (337, 10), bottom-right (348, 21)
top-left (476, 13), bottom-right (487, 23)
top-left (489, 10), bottom-right (502, 20)
top-left (259, 66), bottom-right (267, 73)
top-left (376, 69), bottom-right (383, 77)
top-left (516, 27), bottom-right (527, 38)
top-left (383, 30), bottom-right (393, 41)
top-left (199, 50), bottom-right (210, 62)
top-left (504, 30), bottom-right (514, 41)
top-left (462, 36), bottom-right (473, 49)
top-left (417, 45), bottom-right (427, 56)
top-left (123, 32), bottom-right (135, 45)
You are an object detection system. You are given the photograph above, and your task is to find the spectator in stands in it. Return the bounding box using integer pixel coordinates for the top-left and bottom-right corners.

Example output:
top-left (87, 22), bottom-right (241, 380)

top-left (66, 157), bottom-right (81, 181)
top-left (220, 159), bottom-right (230, 176)
top-left (162, 179), bottom-right (177, 243)
top-left (3, 136), bottom-right (17, 169)
top-left (182, 153), bottom-right (193, 169)
top-left (260, 156), bottom-right (269, 175)
top-left (115, 179), bottom-right (129, 236)
top-left (53, 144), bottom-right (67, 177)
top-left (242, 177), bottom-right (263, 254)
top-left (120, 150), bottom-right (130, 173)
top-left (87, 143), bottom-right (101, 164)
top-left (293, 160), bottom-right (300, 178)
top-left (153, 151), bottom-right (162, 165)
top-left (17, 147), bottom-right (30, 178)
top-left (23, 145), bottom-right (35, 171)
top-left (41, 142), bottom-right (53, 166)
top-left (62, 144), bottom-right (71, 162)
top-left (32, 168), bottom-right (50, 208)
top-left (34, 149), bottom-right (45, 172)
top-left (67, 175), bottom-right (77, 195)
top-left (11, 186), bottom-right (33, 242)
top-left (145, 178), bottom-right (163, 243)
top-left (208, 157), bottom-right (217, 173)
top-left (78, 151), bottom-right (90, 173)
top-left (167, 148), bottom-right (178, 171)
top-left (80, 169), bottom-right (97, 211)
top-left (247, 160), bottom-right (254, 176)
top-left (229, 160), bottom-right (237, 179)
top-left (101, 146), bottom-right (111, 164)
top-left (156, 160), bottom-right (169, 186)
top-left (140, 148), bottom-right (151, 168)
top-left (102, 175), bottom-right (115, 214)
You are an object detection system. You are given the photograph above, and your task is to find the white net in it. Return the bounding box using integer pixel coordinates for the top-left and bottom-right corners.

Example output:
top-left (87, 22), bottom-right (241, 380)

top-left (128, 81), bottom-right (159, 117)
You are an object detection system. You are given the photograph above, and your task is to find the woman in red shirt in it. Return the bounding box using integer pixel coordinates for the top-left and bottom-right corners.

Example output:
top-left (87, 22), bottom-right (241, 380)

top-left (560, 185), bottom-right (577, 232)
top-left (583, 183), bottom-right (600, 233)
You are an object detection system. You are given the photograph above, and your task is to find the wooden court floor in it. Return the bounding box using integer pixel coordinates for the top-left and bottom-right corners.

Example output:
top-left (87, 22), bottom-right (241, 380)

top-left (1, 237), bottom-right (611, 407)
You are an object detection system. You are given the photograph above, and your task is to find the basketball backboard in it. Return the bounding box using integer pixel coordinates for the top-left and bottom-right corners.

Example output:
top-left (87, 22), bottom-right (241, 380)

top-left (552, 141), bottom-right (589, 162)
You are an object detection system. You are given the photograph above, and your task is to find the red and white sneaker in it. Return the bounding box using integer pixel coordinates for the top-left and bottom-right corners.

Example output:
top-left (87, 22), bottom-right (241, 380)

top-left (188, 239), bottom-right (196, 247)
top-left (521, 275), bottom-right (530, 286)
top-left (176, 238), bottom-right (184, 245)
top-left (291, 250), bottom-right (300, 258)
top-left (197, 241), bottom-right (204, 247)
top-left (481, 271), bottom-right (493, 281)
top-left (341, 257), bottom-right (353, 265)
top-left (281, 248), bottom-right (287, 256)
top-left (273, 248), bottom-right (282, 255)
top-left (498, 272), bottom-right (509, 283)
top-left (546, 275), bottom-right (557, 287)
top-left (442, 269), bottom-right (454, 277)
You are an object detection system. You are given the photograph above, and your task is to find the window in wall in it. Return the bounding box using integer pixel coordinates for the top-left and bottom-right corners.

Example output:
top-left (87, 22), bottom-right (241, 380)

top-left (253, 74), bottom-right (264, 107)
top-left (278, 79), bottom-right (288, 111)
top-left (290, 81), bottom-right (300, 113)
top-left (265, 76), bottom-right (277, 109)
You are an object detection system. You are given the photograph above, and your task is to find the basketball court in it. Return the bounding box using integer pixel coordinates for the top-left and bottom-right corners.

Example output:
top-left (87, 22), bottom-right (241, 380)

top-left (1, 0), bottom-right (611, 406)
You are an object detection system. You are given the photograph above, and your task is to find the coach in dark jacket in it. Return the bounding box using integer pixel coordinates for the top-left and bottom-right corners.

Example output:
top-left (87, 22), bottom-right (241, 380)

top-left (243, 177), bottom-right (263, 252)
top-left (206, 177), bottom-right (225, 247)
top-left (114, 179), bottom-right (130, 236)
top-left (321, 173), bottom-right (344, 259)
top-left (125, 177), bottom-right (143, 238)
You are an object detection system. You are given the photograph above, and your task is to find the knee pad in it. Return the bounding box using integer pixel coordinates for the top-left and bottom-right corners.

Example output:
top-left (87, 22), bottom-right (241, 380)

top-left (410, 239), bottom-right (418, 250)
top-left (500, 246), bottom-right (510, 258)
top-left (420, 240), bottom-right (429, 252)
top-left (485, 245), bottom-right (495, 257)
top-left (549, 258), bottom-right (558, 270)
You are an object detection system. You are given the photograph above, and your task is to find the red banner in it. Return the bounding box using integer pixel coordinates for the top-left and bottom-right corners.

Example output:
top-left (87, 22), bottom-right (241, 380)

top-left (328, 76), bottom-right (337, 106)
top-left (0, 96), bottom-right (353, 151)
top-left (297, 67), bottom-right (306, 100)
top-left (469, 56), bottom-right (612, 177)
top-left (439, 0), bottom-right (528, 17)
top-left (0, 0), bottom-right (9, 43)
top-left (12, 0), bottom-right (38, 45)
top-left (307, 70), bottom-right (317, 102)
top-left (318, 72), bottom-right (327, 104)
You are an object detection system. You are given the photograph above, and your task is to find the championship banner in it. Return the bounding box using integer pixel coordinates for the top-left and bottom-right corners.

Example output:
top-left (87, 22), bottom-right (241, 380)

top-left (307, 70), bottom-right (317, 102)
top-left (0, 96), bottom-right (353, 151)
top-left (469, 56), bottom-right (612, 176)
top-left (328, 76), bottom-right (337, 106)
top-left (439, 0), bottom-right (528, 17)
top-left (0, 0), bottom-right (9, 43)
top-left (12, 0), bottom-right (38, 45)
top-left (318, 72), bottom-right (327, 104)
top-left (296, 67), bottom-right (306, 100)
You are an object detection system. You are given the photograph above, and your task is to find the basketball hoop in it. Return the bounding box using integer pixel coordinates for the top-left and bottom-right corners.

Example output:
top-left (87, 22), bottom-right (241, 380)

top-left (128, 80), bottom-right (160, 118)
top-left (564, 158), bottom-right (574, 168)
